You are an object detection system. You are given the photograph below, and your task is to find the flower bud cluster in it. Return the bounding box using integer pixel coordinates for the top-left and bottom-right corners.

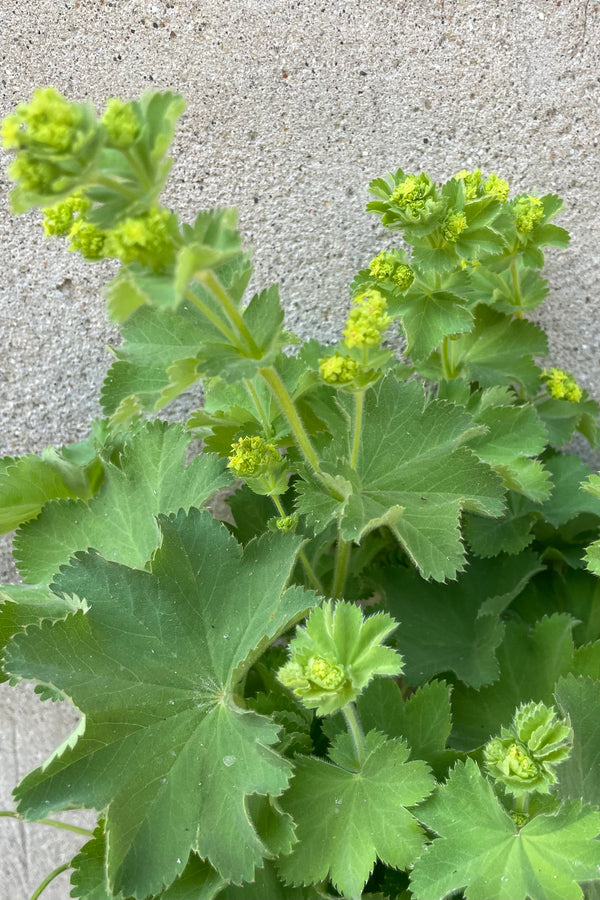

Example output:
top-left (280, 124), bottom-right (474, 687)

top-left (368, 252), bottom-right (415, 291)
top-left (41, 191), bottom-right (91, 237)
top-left (1, 87), bottom-right (88, 155)
top-left (542, 368), bottom-right (583, 403)
top-left (105, 208), bottom-right (175, 269)
top-left (514, 195), bottom-right (544, 234)
top-left (319, 352), bottom-right (359, 385)
top-left (101, 99), bottom-right (140, 149)
top-left (484, 701), bottom-right (572, 796)
top-left (390, 172), bottom-right (438, 221)
top-left (227, 436), bottom-right (281, 478)
top-left (343, 290), bottom-right (392, 350)
top-left (441, 211), bottom-right (468, 243)
top-left (454, 169), bottom-right (510, 203)
top-left (277, 600), bottom-right (402, 716)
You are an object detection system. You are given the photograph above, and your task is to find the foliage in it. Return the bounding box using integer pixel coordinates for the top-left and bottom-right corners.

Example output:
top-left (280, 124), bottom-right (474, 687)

top-left (1, 89), bottom-right (599, 900)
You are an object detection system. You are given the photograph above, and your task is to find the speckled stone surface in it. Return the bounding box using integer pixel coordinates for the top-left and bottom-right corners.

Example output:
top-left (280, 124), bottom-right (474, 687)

top-left (1, 1), bottom-right (600, 896)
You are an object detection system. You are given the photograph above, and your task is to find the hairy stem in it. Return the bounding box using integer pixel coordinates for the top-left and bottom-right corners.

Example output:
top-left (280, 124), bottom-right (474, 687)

top-left (350, 390), bottom-right (365, 470)
top-left (30, 863), bottom-right (71, 900)
top-left (269, 495), bottom-right (323, 594)
top-left (441, 335), bottom-right (457, 379)
top-left (93, 172), bottom-right (140, 202)
top-left (259, 366), bottom-right (322, 473)
top-left (198, 271), bottom-right (262, 357)
top-left (342, 702), bottom-right (367, 767)
top-left (331, 536), bottom-right (351, 600)
top-left (244, 378), bottom-right (272, 437)
top-left (184, 289), bottom-right (239, 345)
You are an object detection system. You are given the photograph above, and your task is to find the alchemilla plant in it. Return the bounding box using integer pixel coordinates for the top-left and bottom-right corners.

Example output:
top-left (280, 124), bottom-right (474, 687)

top-left (1, 88), bottom-right (600, 900)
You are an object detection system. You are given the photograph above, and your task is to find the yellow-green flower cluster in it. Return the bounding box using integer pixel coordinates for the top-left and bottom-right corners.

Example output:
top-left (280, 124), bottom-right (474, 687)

top-left (1, 87), bottom-right (86, 154)
top-left (441, 211), bottom-right (468, 243)
top-left (7, 156), bottom-right (61, 194)
top-left (454, 169), bottom-right (510, 203)
top-left (273, 514), bottom-right (298, 534)
top-left (454, 168), bottom-right (483, 200)
top-left (105, 208), bottom-right (174, 269)
top-left (227, 436), bottom-right (281, 478)
top-left (69, 220), bottom-right (107, 260)
top-left (514, 195), bottom-right (544, 233)
top-left (368, 252), bottom-right (415, 291)
top-left (319, 352), bottom-right (359, 385)
top-left (343, 290), bottom-right (392, 350)
top-left (101, 98), bottom-right (140, 149)
top-left (484, 172), bottom-right (510, 202)
top-left (484, 701), bottom-right (572, 797)
top-left (42, 191), bottom-right (91, 237)
top-left (542, 367), bottom-right (583, 403)
top-left (391, 172), bottom-right (435, 217)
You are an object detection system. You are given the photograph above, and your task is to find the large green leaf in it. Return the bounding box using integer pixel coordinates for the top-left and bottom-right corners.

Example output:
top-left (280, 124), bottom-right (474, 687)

top-left (277, 731), bottom-right (433, 899)
top-left (6, 509), bottom-right (316, 898)
top-left (451, 614), bottom-right (576, 751)
top-left (379, 551), bottom-right (543, 687)
top-left (14, 421), bottom-right (231, 584)
top-left (556, 675), bottom-right (600, 808)
top-left (392, 287), bottom-right (474, 360)
top-left (295, 377), bottom-right (505, 581)
top-left (410, 759), bottom-right (600, 900)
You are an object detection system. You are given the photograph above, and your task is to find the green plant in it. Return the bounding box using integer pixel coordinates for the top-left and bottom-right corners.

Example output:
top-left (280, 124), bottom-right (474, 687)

top-left (1, 88), bottom-right (600, 900)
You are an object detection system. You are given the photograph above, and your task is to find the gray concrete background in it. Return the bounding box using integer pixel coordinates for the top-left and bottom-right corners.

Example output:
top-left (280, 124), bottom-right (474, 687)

top-left (1, 0), bottom-right (599, 896)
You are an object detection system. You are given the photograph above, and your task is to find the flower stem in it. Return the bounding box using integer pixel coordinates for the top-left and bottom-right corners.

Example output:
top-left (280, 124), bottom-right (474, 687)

top-left (268, 495), bottom-right (323, 594)
top-left (259, 366), bottom-right (322, 473)
top-left (184, 289), bottom-right (239, 345)
top-left (342, 702), bottom-right (366, 767)
top-left (29, 863), bottom-right (70, 900)
top-left (244, 378), bottom-right (272, 437)
top-left (331, 536), bottom-right (351, 599)
top-left (441, 335), bottom-right (456, 379)
top-left (0, 811), bottom-right (94, 837)
top-left (198, 270), bottom-right (262, 357)
top-left (350, 390), bottom-right (365, 470)
top-left (93, 172), bottom-right (139, 202)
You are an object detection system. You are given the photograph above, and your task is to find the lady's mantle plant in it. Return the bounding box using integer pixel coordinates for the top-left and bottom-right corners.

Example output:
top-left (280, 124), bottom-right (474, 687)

top-left (1, 88), bottom-right (600, 900)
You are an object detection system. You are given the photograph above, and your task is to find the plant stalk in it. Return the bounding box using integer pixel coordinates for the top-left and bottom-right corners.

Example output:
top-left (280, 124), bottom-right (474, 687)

top-left (30, 863), bottom-right (71, 900)
top-left (0, 811), bottom-right (94, 837)
top-left (259, 366), bottom-right (322, 473)
top-left (198, 270), bottom-right (262, 357)
top-left (342, 702), bottom-right (367, 767)
top-left (184, 289), bottom-right (239, 345)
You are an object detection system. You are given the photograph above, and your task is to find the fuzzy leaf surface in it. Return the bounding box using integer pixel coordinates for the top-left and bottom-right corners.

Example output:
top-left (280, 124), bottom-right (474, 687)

top-left (555, 675), bottom-right (600, 808)
top-left (277, 731), bottom-right (433, 899)
top-left (410, 759), bottom-right (600, 900)
top-left (379, 551), bottom-right (542, 687)
top-left (295, 377), bottom-right (505, 581)
top-left (7, 510), bottom-right (316, 898)
top-left (14, 421), bottom-right (231, 584)
top-left (451, 614), bottom-right (576, 750)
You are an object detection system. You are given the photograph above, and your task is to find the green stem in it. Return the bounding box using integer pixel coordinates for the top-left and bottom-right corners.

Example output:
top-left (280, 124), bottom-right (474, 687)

top-left (350, 390), bottom-right (365, 470)
top-left (511, 259), bottom-right (523, 318)
top-left (441, 335), bottom-right (456, 379)
top-left (514, 793), bottom-right (530, 817)
top-left (184, 289), bottom-right (239, 345)
top-left (30, 863), bottom-right (71, 900)
top-left (342, 702), bottom-right (367, 767)
top-left (331, 536), bottom-right (351, 599)
top-left (198, 271), bottom-right (262, 357)
top-left (93, 172), bottom-right (139, 202)
top-left (0, 811), bottom-right (94, 837)
top-left (259, 366), bottom-right (322, 473)
top-left (268, 495), bottom-right (323, 594)
top-left (244, 378), bottom-right (272, 437)
top-left (122, 147), bottom-right (153, 189)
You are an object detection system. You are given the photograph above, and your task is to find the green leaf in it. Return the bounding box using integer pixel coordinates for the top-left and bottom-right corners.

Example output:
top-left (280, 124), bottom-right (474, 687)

top-left (467, 400), bottom-right (551, 502)
top-left (536, 395), bottom-right (599, 449)
top-left (526, 454), bottom-right (600, 529)
top-left (0, 448), bottom-right (100, 534)
top-left (463, 496), bottom-right (536, 558)
top-left (277, 731), bottom-right (433, 899)
top-left (410, 759), bottom-right (600, 900)
top-left (216, 861), bottom-right (316, 899)
top-left (556, 675), bottom-right (600, 808)
top-left (0, 584), bottom-right (83, 685)
top-left (14, 421), bottom-right (232, 584)
top-left (7, 509), bottom-right (316, 897)
top-left (379, 552), bottom-right (542, 687)
top-left (355, 678), bottom-right (460, 778)
top-left (451, 614), bottom-right (576, 751)
top-left (393, 287), bottom-right (474, 361)
top-left (70, 822), bottom-right (226, 900)
top-left (433, 306), bottom-right (548, 392)
top-left (295, 377), bottom-right (505, 582)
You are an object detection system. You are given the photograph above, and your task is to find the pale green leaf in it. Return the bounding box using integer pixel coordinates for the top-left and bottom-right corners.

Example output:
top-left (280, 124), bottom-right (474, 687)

top-left (277, 731), bottom-right (433, 899)
top-left (556, 675), bottom-right (600, 808)
top-left (410, 759), bottom-right (600, 900)
top-left (7, 509), bottom-right (316, 897)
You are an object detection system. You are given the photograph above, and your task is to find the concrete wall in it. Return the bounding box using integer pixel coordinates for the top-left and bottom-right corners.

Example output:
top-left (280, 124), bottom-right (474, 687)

top-left (1, 1), bottom-right (599, 896)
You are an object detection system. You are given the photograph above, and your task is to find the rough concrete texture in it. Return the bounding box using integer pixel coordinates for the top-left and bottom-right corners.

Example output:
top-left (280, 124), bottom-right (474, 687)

top-left (1, 0), bottom-right (599, 895)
